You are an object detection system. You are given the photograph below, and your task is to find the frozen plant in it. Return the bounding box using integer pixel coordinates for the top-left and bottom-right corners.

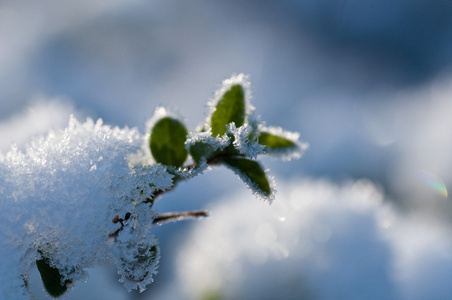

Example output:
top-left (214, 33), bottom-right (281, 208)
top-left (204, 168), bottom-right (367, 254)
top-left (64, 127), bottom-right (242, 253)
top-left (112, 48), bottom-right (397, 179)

top-left (0, 74), bottom-right (307, 299)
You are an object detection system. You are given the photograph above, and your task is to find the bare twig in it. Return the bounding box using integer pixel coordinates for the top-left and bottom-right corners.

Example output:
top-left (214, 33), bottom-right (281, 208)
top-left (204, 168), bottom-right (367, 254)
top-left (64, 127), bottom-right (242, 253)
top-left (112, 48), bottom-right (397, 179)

top-left (152, 210), bottom-right (208, 225)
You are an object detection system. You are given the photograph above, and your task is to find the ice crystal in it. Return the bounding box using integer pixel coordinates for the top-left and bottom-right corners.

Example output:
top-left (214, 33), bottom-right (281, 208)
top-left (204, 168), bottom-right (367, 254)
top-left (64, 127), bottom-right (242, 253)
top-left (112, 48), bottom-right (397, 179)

top-left (112, 215), bottom-right (160, 293)
top-left (185, 129), bottom-right (230, 165)
top-left (227, 123), bottom-right (265, 159)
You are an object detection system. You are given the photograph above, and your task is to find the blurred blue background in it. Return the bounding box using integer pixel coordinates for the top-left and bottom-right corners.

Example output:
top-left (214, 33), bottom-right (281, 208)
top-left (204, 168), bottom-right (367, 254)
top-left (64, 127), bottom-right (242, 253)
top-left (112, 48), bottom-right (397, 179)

top-left (2, 1), bottom-right (452, 299)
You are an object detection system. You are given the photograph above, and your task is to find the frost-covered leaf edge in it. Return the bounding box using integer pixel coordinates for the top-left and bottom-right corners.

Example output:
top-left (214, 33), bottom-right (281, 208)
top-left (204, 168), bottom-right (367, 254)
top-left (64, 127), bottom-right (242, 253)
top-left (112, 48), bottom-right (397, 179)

top-left (258, 126), bottom-right (309, 161)
top-left (206, 74), bottom-right (254, 136)
top-left (222, 157), bottom-right (275, 204)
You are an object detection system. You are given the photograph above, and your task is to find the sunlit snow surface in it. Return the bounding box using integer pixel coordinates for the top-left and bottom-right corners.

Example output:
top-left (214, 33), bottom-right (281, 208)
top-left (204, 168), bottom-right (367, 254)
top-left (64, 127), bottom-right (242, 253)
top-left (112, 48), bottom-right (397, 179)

top-left (0, 116), bottom-right (173, 299)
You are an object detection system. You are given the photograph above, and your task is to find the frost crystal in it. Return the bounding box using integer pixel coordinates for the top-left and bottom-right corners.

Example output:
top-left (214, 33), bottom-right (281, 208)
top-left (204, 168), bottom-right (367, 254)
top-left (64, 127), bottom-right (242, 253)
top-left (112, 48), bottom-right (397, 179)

top-left (185, 129), bottom-right (230, 150)
top-left (115, 163), bottom-right (173, 214)
top-left (227, 123), bottom-right (265, 159)
top-left (185, 129), bottom-right (230, 164)
top-left (0, 115), bottom-right (172, 298)
top-left (112, 217), bottom-right (160, 293)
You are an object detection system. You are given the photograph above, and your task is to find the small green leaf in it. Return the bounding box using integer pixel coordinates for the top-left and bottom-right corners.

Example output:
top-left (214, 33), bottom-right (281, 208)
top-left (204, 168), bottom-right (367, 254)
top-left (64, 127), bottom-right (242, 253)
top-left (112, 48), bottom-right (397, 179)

top-left (211, 84), bottom-right (246, 136)
top-left (36, 257), bottom-right (71, 298)
top-left (150, 117), bottom-right (188, 167)
top-left (190, 141), bottom-right (217, 164)
top-left (222, 157), bottom-right (271, 197)
top-left (259, 132), bottom-right (296, 149)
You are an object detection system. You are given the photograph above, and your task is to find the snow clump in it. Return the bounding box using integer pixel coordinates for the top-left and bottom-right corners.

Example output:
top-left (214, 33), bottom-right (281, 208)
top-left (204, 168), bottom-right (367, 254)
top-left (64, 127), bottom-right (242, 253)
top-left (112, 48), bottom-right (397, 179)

top-left (0, 116), bottom-right (173, 299)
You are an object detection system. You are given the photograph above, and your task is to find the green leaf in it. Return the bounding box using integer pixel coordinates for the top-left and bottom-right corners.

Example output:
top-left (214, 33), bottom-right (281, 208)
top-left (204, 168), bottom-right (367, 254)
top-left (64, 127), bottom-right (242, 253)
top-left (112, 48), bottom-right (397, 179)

top-left (36, 257), bottom-right (71, 298)
top-left (189, 141), bottom-right (217, 164)
top-left (150, 117), bottom-right (188, 167)
top-left (211, 84), bottom-right (246, 136)
top-left (259, 132), bottom-right (296, 150)
top-left (222, 157), bottom-right (271, 197)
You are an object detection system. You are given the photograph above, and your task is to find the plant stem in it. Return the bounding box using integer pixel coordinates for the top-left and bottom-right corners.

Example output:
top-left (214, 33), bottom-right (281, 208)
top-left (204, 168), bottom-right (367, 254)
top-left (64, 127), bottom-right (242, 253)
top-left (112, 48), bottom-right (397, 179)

top-left (152, 210), bottom-right (208, 225)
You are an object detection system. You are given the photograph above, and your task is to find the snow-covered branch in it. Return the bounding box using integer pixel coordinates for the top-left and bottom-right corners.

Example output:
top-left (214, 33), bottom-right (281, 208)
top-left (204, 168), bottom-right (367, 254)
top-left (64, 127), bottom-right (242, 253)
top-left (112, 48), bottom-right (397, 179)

top-left (0, 74), bottom-right (306, 298)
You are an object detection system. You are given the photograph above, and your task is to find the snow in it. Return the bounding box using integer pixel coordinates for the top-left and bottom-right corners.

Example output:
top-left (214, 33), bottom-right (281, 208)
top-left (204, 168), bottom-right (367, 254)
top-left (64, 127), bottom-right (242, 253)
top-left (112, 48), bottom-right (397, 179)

top-left (0, 115), bottom-right (174, 298)
top-left (0, 98), bottom-right (75, 153)
top-left (164, 178), bottom-right (452, 300)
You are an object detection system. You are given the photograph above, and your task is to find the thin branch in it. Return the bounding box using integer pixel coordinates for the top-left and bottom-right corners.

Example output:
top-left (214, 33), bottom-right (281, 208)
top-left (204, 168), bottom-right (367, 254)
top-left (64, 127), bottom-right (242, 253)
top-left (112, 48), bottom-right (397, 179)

top-left (109, 212), bottom-right (131, 239)
top-left (152, 210), bottom-right (208, 225)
